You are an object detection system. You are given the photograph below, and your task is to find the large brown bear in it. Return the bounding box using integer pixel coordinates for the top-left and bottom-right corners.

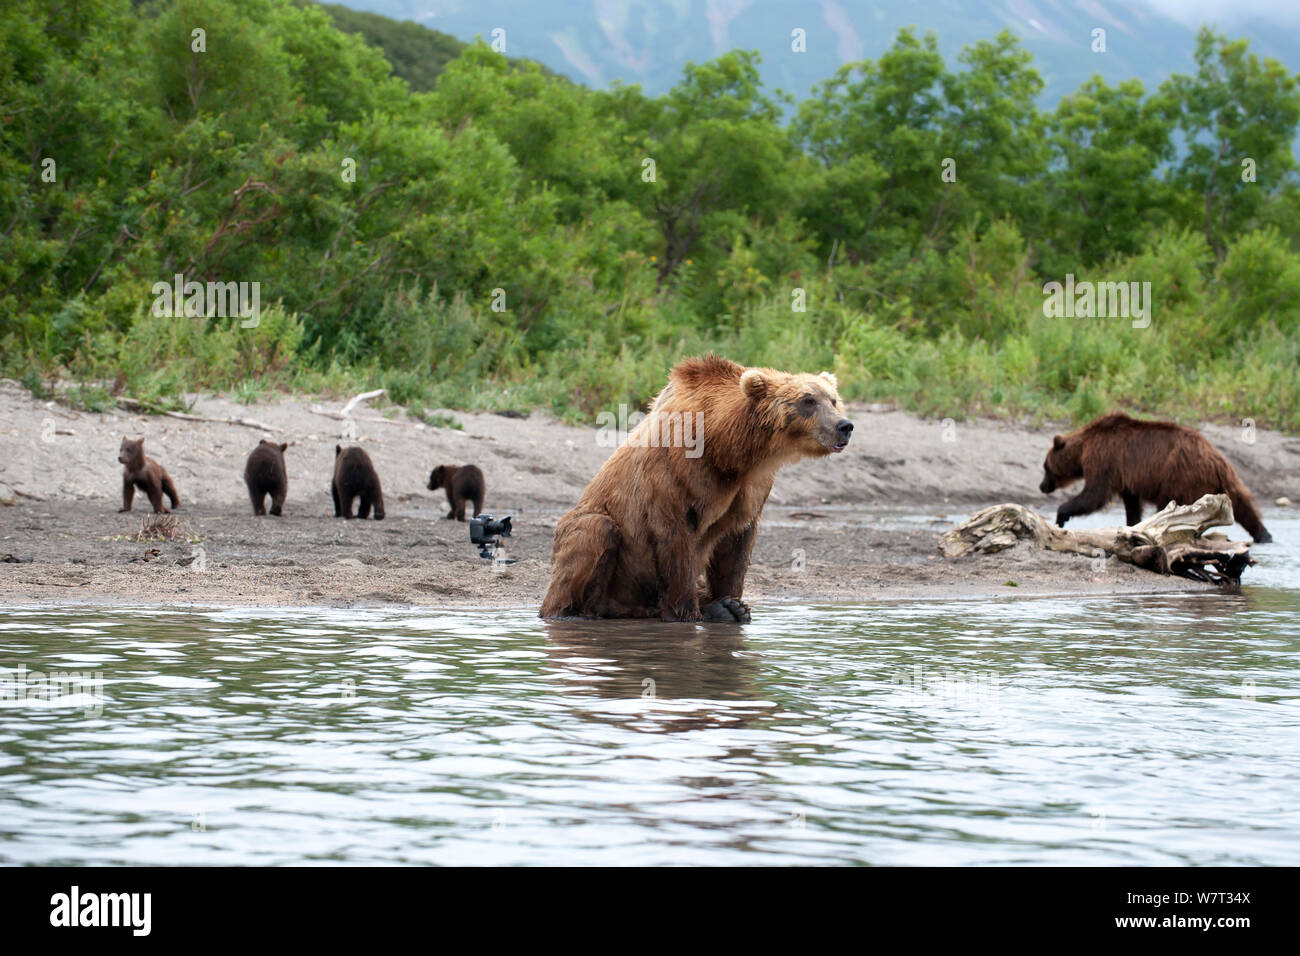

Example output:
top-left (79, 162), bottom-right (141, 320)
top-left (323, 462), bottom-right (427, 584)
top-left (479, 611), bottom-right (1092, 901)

top-left (332, 445), bottom-right (385, 520)
top-left (244, 440), bottom-right (289, 516)
top-left (540, 355), bottom-right (853, 623)
top-left (1040, 412), bottom-right (1272, 542)
top-left (428, 464), bottom-right (485, 521)
top-left (117, 437), bottom-right (179, 514)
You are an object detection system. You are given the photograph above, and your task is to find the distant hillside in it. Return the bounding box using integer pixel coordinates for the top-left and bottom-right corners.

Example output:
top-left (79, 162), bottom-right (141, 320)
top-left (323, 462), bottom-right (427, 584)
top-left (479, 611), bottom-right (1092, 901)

top-left (312, 2), bottom-right (465, 91)
top-left (331, 0), bottom-right (1300, 104)
top-left (313, 1), bottom-right (563, 92)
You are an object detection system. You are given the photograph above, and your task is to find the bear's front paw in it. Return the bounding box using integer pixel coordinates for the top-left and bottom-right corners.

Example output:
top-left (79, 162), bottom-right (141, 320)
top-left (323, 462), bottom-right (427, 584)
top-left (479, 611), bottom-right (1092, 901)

top-left (701, 597), bottom-right (751, 624)
top-left (1055, 510), bottom-right (1070, 528)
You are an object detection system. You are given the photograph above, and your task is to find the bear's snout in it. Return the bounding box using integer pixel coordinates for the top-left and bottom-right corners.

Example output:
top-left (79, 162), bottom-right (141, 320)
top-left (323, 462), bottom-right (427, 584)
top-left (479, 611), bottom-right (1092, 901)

top-left (831, 418), bottom-right (853, 452)
top-left (1040, 475), bottom-right (1055, 494)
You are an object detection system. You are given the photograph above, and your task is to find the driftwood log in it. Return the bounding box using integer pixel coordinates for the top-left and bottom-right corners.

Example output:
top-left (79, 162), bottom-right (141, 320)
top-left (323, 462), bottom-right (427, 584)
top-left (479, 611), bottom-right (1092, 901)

top-left (117, 397), bottom-right (276, 432)
top-left (307, 388), bottom-right (429, 429)
top-left (941, 494), bottom-right (1253, 587)
top-left (308, 388), bottom-right (388, 421)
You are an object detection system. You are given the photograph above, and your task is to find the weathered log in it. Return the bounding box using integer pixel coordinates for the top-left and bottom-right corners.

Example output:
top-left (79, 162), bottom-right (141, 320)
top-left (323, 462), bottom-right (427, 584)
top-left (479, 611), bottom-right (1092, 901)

top-left (308, 388), bottom-right (432, 430)
top-left (161, 410), bottom-right (276, 431)
top-left (117, 397), bottom-right (276, 431)
top-left (940, 494), bottom-right (1253, 587)
top-left (309, 388), bottom-right (388, 421)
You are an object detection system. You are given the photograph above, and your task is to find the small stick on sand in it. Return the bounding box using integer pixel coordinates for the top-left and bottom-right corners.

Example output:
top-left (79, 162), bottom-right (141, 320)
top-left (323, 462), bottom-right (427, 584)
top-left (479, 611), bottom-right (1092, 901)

top-left (162, 410), bottom-right (276, 431)
top-left (117, 398), bottom-right (275, 432)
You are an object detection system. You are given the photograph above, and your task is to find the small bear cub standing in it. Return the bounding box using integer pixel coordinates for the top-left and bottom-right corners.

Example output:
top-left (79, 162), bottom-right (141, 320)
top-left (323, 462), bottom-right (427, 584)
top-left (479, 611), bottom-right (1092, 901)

top-left (118, 437), bottom-right (180, 514)
top-left (332, 445), bottom-right (385, 520)
top-left (428, 464), bottom-right (485, 521)
top-left (244, 439), bottom-right (289, 516)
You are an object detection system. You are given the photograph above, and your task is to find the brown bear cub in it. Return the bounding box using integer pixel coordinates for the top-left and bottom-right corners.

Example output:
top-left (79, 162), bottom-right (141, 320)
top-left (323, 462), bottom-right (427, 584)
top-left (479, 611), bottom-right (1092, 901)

top-left (332, 445), bottom-right (385, 520)
top-left (540, 354), bottom-right (853, 623)
top-left (1040, 412), bottom-right (1272, 543)
top-left (244, 440), bottom-right (289, 516)
top-left (117, 437), bottom-right (180, 514)
top-left (428, 464), bottom-right (485, 521)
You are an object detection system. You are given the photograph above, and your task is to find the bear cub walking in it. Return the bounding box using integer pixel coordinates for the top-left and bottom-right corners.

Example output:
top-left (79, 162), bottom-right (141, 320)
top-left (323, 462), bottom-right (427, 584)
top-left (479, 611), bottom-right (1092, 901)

top-left (332, 445), bottom-right (385, 519)
top-left (1040, 412), bottom-right (1272, 543)
top-left (118, 437), bottom-right (180, 514)
top-left (244, 440), bottom-right (289, 516)
top-left (428, 464), bottom-right (485, 521)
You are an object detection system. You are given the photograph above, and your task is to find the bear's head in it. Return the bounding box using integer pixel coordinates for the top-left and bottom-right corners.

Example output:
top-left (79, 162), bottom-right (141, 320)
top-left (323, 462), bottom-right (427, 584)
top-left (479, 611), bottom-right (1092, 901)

top-left (119, 436), bottom-right (145, 468)
top-left (259, 439), bottom-right (288, 454)
top-left (1040, 433), bottom-right (1083, 493)
top-left (428, 465), bottom-right (451, 490)
top-left (740, 366), bottom-right (853, 459)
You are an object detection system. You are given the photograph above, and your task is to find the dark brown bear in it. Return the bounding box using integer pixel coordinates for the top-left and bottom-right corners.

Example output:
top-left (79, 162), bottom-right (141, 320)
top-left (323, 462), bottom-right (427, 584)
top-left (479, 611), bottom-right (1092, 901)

top-left (1040, 412), bottom-right (1272, 543)
top-left (244, 440), bottom-right (289, 516)
top-left (117, 437), bottom-right (179, 514)
top-left (540, 355), bottom-right (853, 622)
top-left (428, 464), bottom-right (485, 521)
top-left (332, 445), bottom-right (384, 520)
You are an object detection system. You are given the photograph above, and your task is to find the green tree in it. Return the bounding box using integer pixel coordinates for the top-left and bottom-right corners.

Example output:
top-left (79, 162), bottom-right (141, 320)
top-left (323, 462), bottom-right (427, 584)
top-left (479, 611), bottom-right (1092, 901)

top-left (793, 28), bottom-right (948, 261)
top-left (627, 50), bottom-right (796, 292)
top-left (1046, 77), bottom-right (1173, 267)
top-left (1161, 27), bottom-right (1300, 257)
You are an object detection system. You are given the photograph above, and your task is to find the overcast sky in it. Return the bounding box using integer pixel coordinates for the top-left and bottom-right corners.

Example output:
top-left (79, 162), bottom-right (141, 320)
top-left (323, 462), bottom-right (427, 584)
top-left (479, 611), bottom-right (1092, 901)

top-left (1144, 0), bottom-right (1300, 27)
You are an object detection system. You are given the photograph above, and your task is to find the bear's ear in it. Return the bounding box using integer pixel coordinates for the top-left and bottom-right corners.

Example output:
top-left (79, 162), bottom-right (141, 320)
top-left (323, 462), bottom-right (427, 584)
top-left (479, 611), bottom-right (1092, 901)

top-left (335, 444), bottom-right (342, 456)
top-left (1052, 434), bottom-right (1065, 450)
top-left (819, 371), bottom-right (838, 390)
top-left (279, 443), bottom-right (288, 452)
top-left (740, 369), bottom-right (769, 400)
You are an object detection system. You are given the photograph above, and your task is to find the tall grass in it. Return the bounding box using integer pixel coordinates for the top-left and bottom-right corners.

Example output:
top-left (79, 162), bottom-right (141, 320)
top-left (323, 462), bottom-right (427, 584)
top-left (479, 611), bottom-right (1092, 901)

top-left (7, 226), bottom-right (1298, 431)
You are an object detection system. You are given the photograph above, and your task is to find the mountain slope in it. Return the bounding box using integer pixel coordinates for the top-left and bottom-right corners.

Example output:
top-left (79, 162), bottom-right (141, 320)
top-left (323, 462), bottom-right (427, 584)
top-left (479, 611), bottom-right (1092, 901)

top-left (331, 0), bottom-right (1300, 103)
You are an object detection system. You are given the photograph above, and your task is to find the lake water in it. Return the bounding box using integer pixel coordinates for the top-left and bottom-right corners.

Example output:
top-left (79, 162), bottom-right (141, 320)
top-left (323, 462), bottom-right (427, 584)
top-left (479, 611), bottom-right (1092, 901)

top-left (2, 511), bottom-right (1297, 865)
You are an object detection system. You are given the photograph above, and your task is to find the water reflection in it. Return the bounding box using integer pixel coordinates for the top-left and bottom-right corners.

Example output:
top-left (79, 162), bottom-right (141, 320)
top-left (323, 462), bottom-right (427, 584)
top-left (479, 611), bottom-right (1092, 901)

top-left (0, 584), bottom-right (1297, 865)
top-left (543, 619), bottom-right (761, 728)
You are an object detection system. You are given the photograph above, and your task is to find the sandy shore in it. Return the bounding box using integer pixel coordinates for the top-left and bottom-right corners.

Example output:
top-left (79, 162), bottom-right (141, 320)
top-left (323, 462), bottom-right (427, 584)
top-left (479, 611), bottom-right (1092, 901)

top-left (1, 380), bottom-right (1296, 610)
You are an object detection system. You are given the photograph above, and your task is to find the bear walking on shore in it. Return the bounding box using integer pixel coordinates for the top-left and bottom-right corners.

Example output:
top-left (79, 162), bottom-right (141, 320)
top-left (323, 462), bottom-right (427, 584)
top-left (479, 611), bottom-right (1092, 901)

top-left (1040, 412), bottom-right (1272, 543)
top-left (332, 445), bottom-right (385, 520)
top-left (428, 464), bottom-right (485, 521)
top-left (244, 440), bottom-right (289, 516)
top-left (540, 354), bottom-right (853, 622)
top-left (117, 437), bottom-right (180, 514)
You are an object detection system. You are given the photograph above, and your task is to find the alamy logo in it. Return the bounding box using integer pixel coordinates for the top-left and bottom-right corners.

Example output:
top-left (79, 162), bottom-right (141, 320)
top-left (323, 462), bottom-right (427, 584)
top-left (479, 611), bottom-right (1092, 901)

top-left (596, 405), bottom-right (705, 459)
top-left (0, 665), bottom-right (103, 716)
top-left (890, 663), bottom-right (1001, 712)
top-left (50, 886), bottom-right (151, 936)
top-left (151, 273), bottom-right (261, 328)
top-left (1042, 274), bottom-right (1151, 329)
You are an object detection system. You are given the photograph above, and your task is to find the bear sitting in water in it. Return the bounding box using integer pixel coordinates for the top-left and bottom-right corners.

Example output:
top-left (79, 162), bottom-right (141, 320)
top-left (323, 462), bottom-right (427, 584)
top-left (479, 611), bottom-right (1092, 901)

top-left (540, 355), bottom-right (853, 622)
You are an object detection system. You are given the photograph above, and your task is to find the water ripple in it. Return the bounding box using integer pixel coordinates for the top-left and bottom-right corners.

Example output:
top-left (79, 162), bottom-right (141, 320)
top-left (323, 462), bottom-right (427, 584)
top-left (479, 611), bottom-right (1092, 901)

top-left (0, 585), bottom-right (1297, 865)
